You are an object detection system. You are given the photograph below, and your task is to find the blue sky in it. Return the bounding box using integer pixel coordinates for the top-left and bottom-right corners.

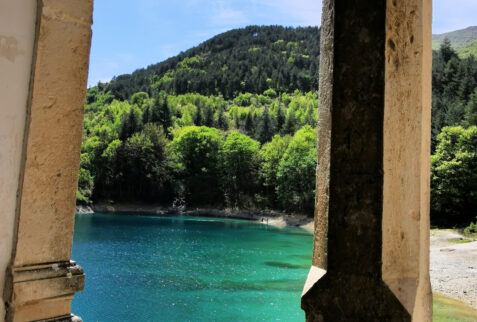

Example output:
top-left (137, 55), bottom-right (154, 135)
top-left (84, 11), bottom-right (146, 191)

top-left (88, 0), bottom-right (477, 86)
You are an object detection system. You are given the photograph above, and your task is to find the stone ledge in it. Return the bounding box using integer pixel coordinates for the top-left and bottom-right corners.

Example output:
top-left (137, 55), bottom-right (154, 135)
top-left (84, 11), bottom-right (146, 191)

top-left (12, 261), bottom-right (84, 306)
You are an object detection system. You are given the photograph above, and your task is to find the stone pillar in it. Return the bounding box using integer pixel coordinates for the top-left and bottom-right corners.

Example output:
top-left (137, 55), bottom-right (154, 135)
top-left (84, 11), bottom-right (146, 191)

top-left (301, 0), bottom-right (432, 320)
top-left (3, 1), bottom-right (93, 321)
top-left (0, 1), bottom-right (37, 320)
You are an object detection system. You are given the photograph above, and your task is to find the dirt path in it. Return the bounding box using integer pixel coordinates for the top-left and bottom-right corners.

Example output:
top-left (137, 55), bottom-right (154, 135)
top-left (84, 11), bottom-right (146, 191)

top-left (430, 229), bottom-right (477, 309)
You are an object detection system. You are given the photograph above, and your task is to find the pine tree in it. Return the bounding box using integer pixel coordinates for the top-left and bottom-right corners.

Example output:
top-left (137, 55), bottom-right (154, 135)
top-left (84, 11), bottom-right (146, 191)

top-left (151, 92), bottom-right (172, 134)
top-left (216, 106), bottom-right (228, 130)
top-left (119, 109), bottom-right (142, 141)
top-left (257, 107), bottom-right (273, 144)
top-left (194, 105), bottom-right (203, 125)
top-left (151, 96), bottom-right (162, 123)
top-left (458, 59), bottom-right (477, 102)
top-left (203, 105), bottom-right (214, 127)
top-left (160, 94), bottom-right (172, 133)
top-left (465, 89), bottom-right (477, 126)
top-left (283, 110), bottom-right (296, 135)
top-left (304, 104), bottom-right (315, 126)
top-left (142, 104), bottom-right (151, 124)
top-left (244, 111), bottom-right (254, 136)
top-left (440, 38), bottom-right (457, 64)
top-left (276, 103), bottom-right (285, 133)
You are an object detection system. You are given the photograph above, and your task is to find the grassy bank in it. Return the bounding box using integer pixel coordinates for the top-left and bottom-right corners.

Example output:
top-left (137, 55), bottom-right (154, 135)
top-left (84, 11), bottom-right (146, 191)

top-left (434, 293), bottom-right (477, 321)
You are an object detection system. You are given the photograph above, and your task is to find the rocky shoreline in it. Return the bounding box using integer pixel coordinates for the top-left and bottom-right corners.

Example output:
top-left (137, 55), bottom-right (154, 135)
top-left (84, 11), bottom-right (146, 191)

top-left (75, 203), bottom-right (315, 232)
top-left (430, 229), bottom-right (477, 309)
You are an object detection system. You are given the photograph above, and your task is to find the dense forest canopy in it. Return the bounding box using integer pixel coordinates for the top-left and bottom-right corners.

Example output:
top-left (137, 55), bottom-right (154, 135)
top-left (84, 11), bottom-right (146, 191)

top-left (81, 26), bottom-right (477, 225)
top-left (99, 26), bottom-right (320, 100)
top-left (431, 38), bottom-right (477, 226)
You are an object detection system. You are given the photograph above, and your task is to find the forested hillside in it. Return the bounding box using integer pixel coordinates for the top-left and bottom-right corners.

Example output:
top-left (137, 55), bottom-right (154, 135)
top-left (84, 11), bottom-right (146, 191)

top-left (101, 26), bottom-right (320, 100)
top-left (81, 89), bottom-right (318, 214)
top-left (432, 26), bottom-right (477, 58)
top-left (80, 26), bottom-right (477, 225)
top-left (431, 38), bottom-right (477, 226)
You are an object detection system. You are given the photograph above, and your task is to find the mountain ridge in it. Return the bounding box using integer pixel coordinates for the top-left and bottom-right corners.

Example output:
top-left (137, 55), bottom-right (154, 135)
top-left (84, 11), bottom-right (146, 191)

top-left (98, 25), bottom-right (476, 102)
top-left (432, 26), bottom-right (477, 58)
top-left (102, 26), bottom-right (320, 101)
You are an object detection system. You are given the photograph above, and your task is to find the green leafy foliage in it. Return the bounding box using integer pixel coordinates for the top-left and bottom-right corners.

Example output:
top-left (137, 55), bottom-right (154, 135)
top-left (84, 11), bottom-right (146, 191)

top-left (259, 135), bottom-right (291, 205)
top-left (77, 168), bottom-right (94, 204)
top-left (220, 132), bottom-right (260, 207)
top-left (276, 126), bottom-right (317, 213)
top-left (457, 40), bottom-right (477, 59)
top-left (464, 220), bottom-right (477, 236)
top-left (77, 26), bottom-right (477, 223)
top-left (431, 126), bottom-right (477, 225)
top-left (432, 40), bottom-right (477, 149)
top-left (98, 26), bottom-right (320, 100)
top-left (432, 26), bottom-right (477, 56)
top-left (78, 85), bottom-right (319, 214)
top-left (169, 126), bottom-right (224, 205)
top-left (464, 88), bottom-right (477, 126)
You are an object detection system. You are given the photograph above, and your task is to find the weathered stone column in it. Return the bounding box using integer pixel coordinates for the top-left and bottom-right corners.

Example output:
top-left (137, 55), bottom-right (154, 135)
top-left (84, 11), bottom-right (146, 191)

top-left (3, 1), bottom-right (93, 321)
top-left (301, 0), bottom-right (432, 320)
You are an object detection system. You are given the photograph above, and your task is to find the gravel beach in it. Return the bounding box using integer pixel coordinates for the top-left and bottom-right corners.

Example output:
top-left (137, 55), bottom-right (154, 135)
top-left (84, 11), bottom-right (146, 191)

top-left (430, 229), bottom-right (477, 309)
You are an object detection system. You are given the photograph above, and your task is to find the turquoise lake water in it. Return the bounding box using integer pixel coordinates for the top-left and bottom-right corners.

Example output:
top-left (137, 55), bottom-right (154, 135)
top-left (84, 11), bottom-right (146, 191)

top-left (71, 214), bottom-right (313, 321)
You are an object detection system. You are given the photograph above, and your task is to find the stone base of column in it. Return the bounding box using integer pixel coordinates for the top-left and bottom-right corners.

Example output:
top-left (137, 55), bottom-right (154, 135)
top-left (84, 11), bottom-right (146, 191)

top-left (302, 274), bottom-right (411, 321)
top-left (5, 261), bottom-right (84, 322)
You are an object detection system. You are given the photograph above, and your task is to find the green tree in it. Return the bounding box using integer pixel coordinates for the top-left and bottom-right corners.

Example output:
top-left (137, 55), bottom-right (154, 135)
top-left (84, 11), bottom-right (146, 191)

top-left (263, 88), bottom-right (277, 98)
top-left (130, 91), bottom-right (149, 107)
top-left (283, 109), bottom-right (297, 135)
top-left (194, 105), bottom-right (203, 125)
top-left (257, 107), bottom-right (273, 144)
top-left (431, 126), bottom-right (477, 225)
top-left (77, 168), bottom-right (94, 204)
top-left (119, 107), bottom-right (143, 141)
top-left (464, 88), bottom-right (477, 126)
top-left (304, 104), bottom-right (316, 126)
top-left (234, 92), bottom-right (253, 106)
top-left (203, 105), bottom-right (215, 127)
top-left (259, 135), bottom-right (290, 203)
top-left (169, 126), bottom-right (224, 205)
top-left (178, 110), bottom-right (194, 127)
top-left (276, 103), bottom-right (285, 133)
top-left (98, 139), bottom-right (122, 196)
top-left (439, 38), bottom-right (458, 64)
top-left (220, 132), bottom-right (260, 207)
top-left (276, 126), bottom-right (317, 214)
top-left (150, 91), bottom-right (172, 134)
top-left (119, 124), bottom-right (170, 200)
top-left (215, 106), bottom-right (229, 130)
top-left (244, 111), bottom-right (255, 136)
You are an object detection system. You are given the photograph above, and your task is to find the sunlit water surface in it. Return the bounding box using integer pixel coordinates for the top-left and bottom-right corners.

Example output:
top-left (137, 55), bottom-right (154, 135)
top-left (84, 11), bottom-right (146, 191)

top-left (72, 213), bottom-right (313, 321)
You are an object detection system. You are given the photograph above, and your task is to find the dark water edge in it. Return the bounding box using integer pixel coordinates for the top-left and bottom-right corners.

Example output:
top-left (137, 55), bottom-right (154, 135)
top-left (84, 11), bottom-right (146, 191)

top-left (71, 213), bottom-right (313, 321)
top-left (76, 204), bottom-right (314, 228)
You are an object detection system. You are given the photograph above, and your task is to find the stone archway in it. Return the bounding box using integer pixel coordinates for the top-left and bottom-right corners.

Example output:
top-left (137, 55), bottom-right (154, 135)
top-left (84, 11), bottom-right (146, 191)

top-left (0, 0), bottom-right (432, 321)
